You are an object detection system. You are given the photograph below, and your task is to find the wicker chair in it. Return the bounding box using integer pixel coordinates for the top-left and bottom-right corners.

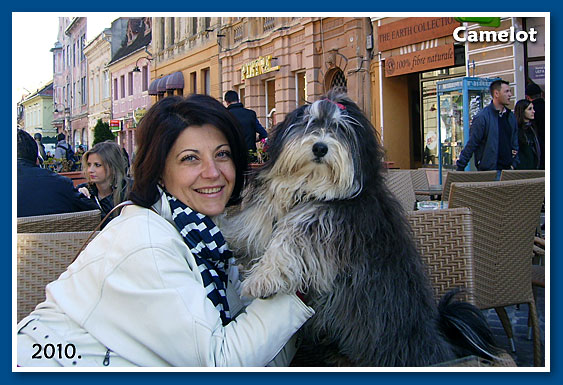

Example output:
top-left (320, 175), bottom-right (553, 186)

top-left (448, 177), bottom-right (545, 366)
top-left (442, 170), bottom-right (497, 202)
top-left (500, 169), bottom-right (545, 181)
top-left (17, 231), bottom-right (99, 322)
top-left (411, 169), bottom-right (431, 202)
top-left (17, 209), bottom-right (101, 233)
top-left (384, 170), bottom-right (416, 211)
top-left (407, 207), bottom-right (475, 304)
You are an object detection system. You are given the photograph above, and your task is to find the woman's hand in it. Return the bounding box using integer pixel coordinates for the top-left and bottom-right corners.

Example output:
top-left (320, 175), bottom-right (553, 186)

top-left (78, 187), bottom-right (91, 198)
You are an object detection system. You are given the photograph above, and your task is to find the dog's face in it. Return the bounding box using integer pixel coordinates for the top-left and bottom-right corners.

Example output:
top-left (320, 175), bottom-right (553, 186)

top-left (258, 94), bottom-right (374, 205)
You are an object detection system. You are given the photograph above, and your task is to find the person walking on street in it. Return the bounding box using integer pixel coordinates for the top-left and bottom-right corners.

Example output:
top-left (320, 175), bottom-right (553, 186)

top-left (526, 83), bottom-right (545, 169)
top-left (514, 99), bottom-right (541, 170)
top-left (456, 79), bottom-right (519, 178)
top-left (54, 132), bottom-right (78, 172)
top-left (224, 90), bottom-right (268, 162)
top-left (34, 133), bottom-right (47, 165)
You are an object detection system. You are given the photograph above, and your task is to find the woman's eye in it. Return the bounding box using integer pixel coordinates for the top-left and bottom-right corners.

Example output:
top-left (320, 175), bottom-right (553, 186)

top-left (217, 150), bottom-right (232, 159)
top-left (181, 155), bottom-right (198, 162)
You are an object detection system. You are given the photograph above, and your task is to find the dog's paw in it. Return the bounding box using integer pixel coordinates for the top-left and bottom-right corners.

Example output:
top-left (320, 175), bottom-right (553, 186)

top-left (241, 266), bottom-right (289, 299)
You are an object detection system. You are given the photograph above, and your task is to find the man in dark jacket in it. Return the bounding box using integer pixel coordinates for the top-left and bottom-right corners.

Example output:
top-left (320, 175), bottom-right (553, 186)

top-left (224, 90), bottom-right (268, 160)
top-left (456, 79), bottom-right (519, 176)
top-left (17, 129), bottom-right (95, 217)
top-left (526, 82), bottom-right (545, 169)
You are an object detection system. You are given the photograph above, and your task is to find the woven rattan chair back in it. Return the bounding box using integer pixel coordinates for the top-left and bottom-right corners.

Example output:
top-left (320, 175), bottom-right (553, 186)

top-left (407, 208), bottom-right (475, 304)
top-left (384, 170), bottom-right (416, 212)
top-left (448, 177), bottom-right (545, 366)
top-left (442, 171), bottom-right (497, 202)
top-left (500, 169), bottom-right (545, 181)
top-left (17, 209), bottom-right (101, 233)
top-left (17, 231), bottom-right (99, 322)
top-left (411, 169), bottom-right (430, 202)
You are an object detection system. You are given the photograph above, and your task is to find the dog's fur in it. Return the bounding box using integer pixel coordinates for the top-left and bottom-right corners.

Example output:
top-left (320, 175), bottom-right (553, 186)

top-left (220, 92), bottom-right (499, 366)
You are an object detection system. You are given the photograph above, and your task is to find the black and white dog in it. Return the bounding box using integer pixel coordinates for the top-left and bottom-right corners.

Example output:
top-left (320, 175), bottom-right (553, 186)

top-left (221, 92), bottom-right (500, 366)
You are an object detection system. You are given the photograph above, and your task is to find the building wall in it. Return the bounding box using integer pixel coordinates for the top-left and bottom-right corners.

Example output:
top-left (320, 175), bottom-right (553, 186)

top-left (151, 17), bottom-right (220, 101)
top-left (219, 17), bottom-right (373, 129)
top-left (84, 30), bottom-right (112, 149)
top-left (66, 17), bottom-right (89, 148)
top-left (23, 92), bottom-right (55, 139)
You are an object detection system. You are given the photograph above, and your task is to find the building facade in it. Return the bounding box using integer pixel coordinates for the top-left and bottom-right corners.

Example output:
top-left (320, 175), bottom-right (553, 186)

top-left (150, 17), bottom-right (219, 102)
top-left (219, 17), bottom-right (373, 130)
top-left (370, 16), bottom-right (546, 169)
top-left (84, 28), bottom-right (113, 149)
top-left (107, 17), bottom-right (153, 156)
top-left (21, 81), bottom-right (55, 139)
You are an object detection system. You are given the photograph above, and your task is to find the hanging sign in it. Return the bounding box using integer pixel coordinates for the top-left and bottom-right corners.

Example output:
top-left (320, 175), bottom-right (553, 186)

top-left (109, 119), bottom-right (122, 132)
top-left (385, 44), bottom-right (455, 77)
top-left (241, 55), bottom-right (280, 80)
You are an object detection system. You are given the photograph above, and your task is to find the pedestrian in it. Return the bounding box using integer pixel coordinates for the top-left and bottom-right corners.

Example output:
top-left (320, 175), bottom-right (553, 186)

top-left (17, 129), bottom-right (93, 217)
top-left (77, 141), bottom-right (131, 228)
top-left (17, 94), bottom-right (313, 367)
top-left (456, 79), bottom-right (519, 178)
top-left (525, 82), bottom-right (545, 169)
top-left (514, 99), bottom-right (541, 170)
top-left (54, 132), bottom-right (78, 172)
top-left (33, 132), bottom-right (47, 164)
top-left (224, 90), bottom-right (268, 162)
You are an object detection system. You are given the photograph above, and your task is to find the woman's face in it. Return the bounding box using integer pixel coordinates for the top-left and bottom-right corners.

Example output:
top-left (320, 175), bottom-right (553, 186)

top-left (86, 153), bottom-right (109, 185)
top-left (161, 124), bottom-right (236, 216)
top-left (524, 103), bottom-right (535, 121)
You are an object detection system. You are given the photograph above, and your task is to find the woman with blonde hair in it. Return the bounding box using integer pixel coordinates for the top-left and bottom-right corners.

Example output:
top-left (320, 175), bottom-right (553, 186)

top-left (78, 140), bottom-right (130, 226)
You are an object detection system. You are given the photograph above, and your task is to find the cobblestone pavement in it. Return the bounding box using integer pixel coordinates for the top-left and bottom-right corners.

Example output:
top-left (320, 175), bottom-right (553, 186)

top-left (482, 286), bottom-right (545, 367)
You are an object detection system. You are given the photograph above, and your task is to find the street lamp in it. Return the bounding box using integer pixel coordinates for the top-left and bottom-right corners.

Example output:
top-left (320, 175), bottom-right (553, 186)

top-left (132, 48), bottom-right (153, 72)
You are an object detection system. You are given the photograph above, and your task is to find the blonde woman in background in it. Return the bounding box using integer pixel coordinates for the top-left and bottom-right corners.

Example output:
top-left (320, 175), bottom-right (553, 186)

top-left (78, 140), bottom-right (131, 227)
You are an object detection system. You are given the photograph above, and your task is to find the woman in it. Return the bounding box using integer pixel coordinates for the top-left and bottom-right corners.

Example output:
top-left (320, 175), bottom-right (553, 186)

top-left (77, 141), bottom-right (130, 227)
top-left (17, 95), bottom-right (314, 367)
top-left (514, 99), bottom-right (541, 170)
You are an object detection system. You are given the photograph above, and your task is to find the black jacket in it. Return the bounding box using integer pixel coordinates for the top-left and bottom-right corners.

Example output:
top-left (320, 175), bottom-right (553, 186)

top-left (17, 159), bottom-right (95, 217)
top-left (227, 103), bottom-right (268, 152)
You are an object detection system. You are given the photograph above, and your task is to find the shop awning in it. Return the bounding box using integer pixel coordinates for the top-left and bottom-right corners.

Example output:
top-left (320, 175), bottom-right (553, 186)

top-left (148, 78), bottom-right (162, 95)
top-left (166, 72), bottom-right (184, 90)
top-left (156, 76), bottom-right (169, 93)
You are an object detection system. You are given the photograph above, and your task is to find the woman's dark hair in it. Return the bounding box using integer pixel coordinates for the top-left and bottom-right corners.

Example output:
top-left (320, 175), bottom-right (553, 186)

top-left (129, 94), bottom-right (248, 209)
top-left (514, 99), bottom-right (533, 128)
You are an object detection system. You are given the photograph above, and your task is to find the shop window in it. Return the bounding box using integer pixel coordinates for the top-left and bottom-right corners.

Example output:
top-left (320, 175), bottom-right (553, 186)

top-left (190, 72), bottom-right (197, 94)
top-left (524, 17), bottom-right (545, 90)
top-left (265, 79), bottom-right (276, 129)
top-left (295, 71), bottom-right (307, 107)
top-left (238, 86), bottom-right (245, 105)
top-left (203, 68), bottom-right (210, 95)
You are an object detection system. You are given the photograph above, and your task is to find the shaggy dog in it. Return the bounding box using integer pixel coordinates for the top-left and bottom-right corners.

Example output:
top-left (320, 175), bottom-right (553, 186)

top-left (221, 92), bottom-right (499, 366)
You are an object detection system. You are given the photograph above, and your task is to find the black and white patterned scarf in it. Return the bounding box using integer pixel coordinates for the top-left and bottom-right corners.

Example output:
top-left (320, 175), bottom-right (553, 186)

top-left (164, 191), bottom-right (232, 326)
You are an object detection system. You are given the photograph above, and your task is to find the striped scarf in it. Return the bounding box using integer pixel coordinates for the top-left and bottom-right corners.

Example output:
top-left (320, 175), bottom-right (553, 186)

top-left (165, 191), bottom-right (232, 325)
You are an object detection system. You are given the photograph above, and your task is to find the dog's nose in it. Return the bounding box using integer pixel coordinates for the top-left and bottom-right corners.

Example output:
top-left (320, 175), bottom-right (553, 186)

top-left (312, 142), bottom-right (328, 158)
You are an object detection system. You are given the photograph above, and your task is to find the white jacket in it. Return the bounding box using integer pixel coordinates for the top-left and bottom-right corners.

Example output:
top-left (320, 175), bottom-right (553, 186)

top-left (17, 192), bottom-right (314, 367)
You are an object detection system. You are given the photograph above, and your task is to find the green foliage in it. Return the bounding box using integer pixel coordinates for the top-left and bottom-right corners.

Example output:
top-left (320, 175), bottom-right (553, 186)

top-left (93, 119), bottom-right (116, 145)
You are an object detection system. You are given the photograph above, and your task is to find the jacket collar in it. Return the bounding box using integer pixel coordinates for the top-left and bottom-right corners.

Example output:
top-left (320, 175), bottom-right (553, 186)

top-left (227, 102), bottom-right (243, 110)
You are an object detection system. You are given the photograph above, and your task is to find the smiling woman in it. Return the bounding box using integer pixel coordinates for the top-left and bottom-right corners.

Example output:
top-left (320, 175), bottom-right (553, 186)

top-left (17, 94), bottom-right (314, 367)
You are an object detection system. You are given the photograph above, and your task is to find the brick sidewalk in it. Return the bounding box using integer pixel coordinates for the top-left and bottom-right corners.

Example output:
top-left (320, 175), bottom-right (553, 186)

top-left (482, 286), bottom-right (545, 367)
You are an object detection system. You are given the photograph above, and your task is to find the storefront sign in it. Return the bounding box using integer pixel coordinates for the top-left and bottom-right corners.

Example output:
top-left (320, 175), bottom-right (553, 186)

top-left (241, 55), bottom-right (280, 80)
top-left (133, 108), bottom-right (147, 125)
top-left (109, 119), bottom-right (122, 132)
top-left (378, 17), bottom-right (460, 51)
top-left (385, 44), bottom-right (455, 77)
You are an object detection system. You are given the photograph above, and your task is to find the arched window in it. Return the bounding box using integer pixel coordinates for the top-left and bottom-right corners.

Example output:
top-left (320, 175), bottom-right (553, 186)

top-left (329, 68), bottom-right (347, 93)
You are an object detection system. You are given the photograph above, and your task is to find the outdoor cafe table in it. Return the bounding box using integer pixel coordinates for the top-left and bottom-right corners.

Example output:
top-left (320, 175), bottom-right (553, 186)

top-left (414, 184), bottom-right (443, 200)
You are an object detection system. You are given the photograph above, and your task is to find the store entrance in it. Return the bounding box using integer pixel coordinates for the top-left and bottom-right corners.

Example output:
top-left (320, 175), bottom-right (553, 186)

top-left (413, 66), bottom-right (466, 168)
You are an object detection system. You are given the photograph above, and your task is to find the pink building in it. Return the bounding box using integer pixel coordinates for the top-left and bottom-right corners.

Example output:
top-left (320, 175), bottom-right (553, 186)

top-left (107, 18), bottom-right (152, 156)
top-left (52, 17), bottom-right (89, 148)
